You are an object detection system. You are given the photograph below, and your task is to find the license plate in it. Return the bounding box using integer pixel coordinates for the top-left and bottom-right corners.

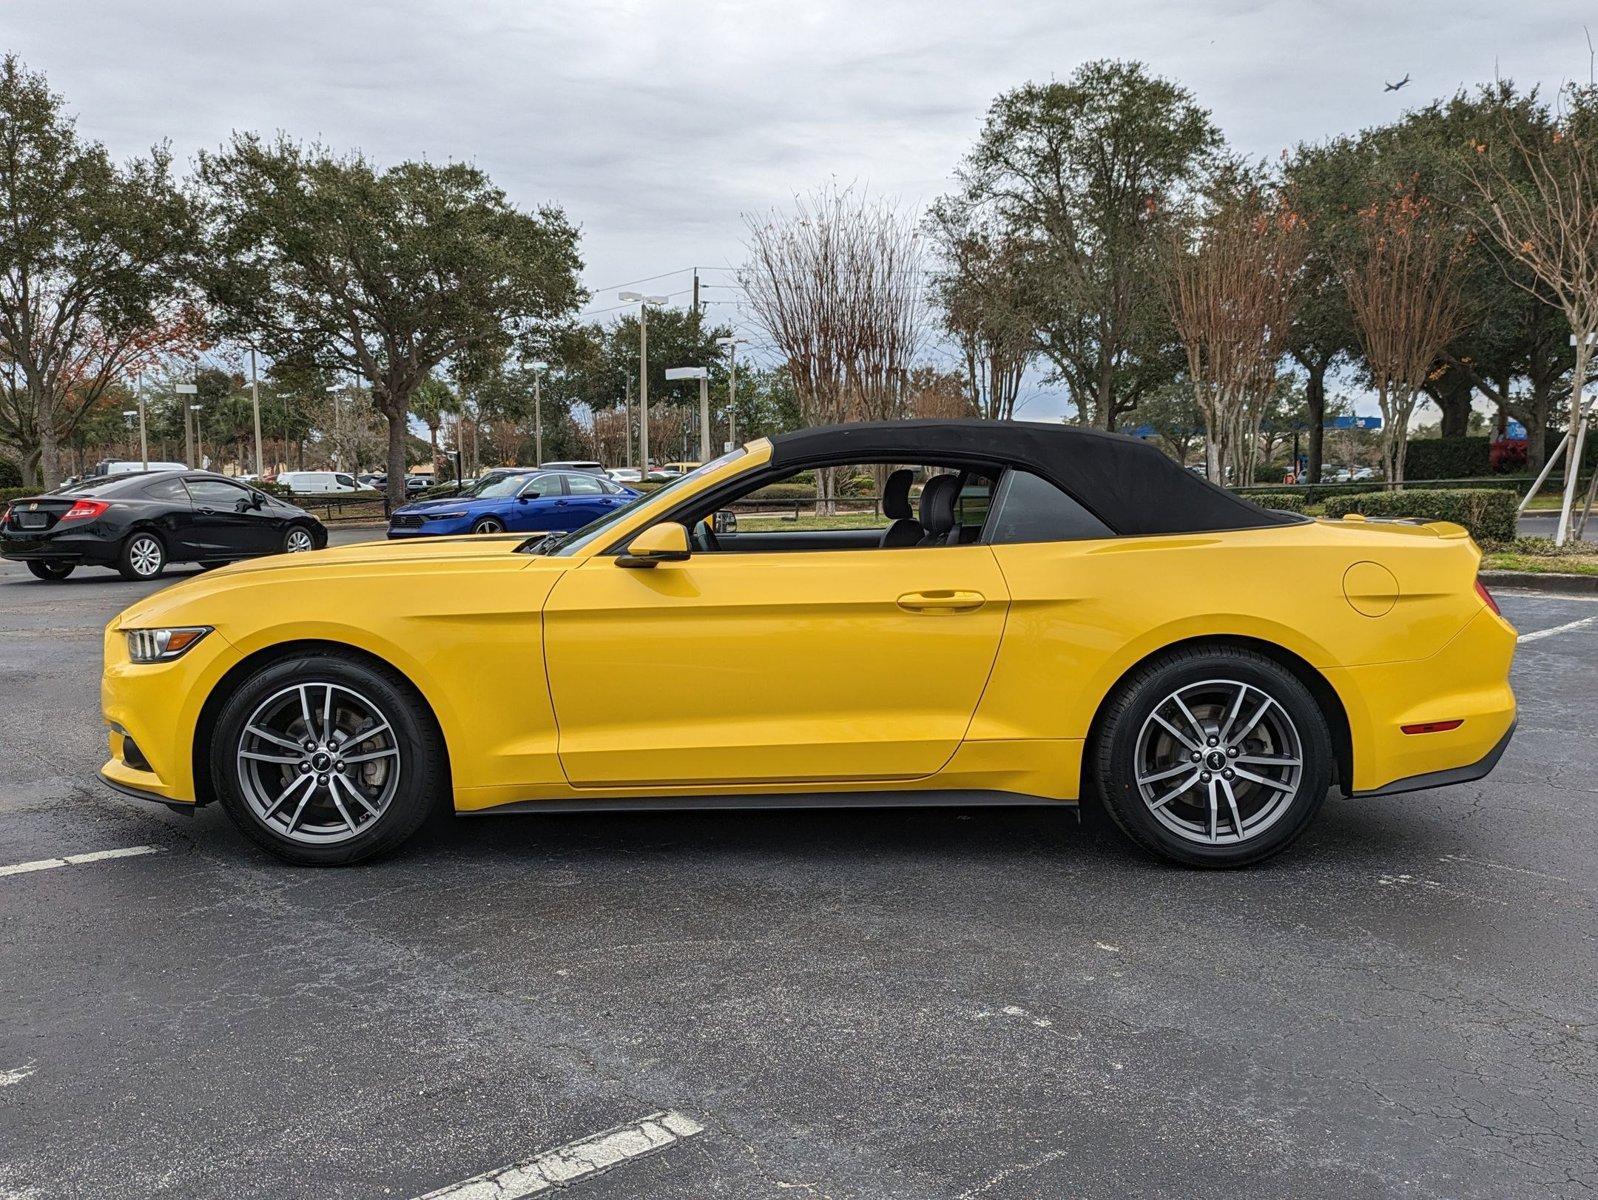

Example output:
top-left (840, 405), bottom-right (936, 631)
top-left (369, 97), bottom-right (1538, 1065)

top-left (14, 512), bottom-right (47, 529)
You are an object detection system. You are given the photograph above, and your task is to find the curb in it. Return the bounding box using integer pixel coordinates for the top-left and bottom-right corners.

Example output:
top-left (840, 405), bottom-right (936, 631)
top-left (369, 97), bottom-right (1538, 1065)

top-left (1479, 570), bottom-right (1598, 596)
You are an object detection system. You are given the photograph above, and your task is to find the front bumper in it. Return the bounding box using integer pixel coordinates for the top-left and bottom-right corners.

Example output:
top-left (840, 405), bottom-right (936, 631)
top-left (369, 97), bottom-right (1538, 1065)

top-left (100, 622), bottom-right (238, 805)
top-left (387, 517), bottom-right (474, 539)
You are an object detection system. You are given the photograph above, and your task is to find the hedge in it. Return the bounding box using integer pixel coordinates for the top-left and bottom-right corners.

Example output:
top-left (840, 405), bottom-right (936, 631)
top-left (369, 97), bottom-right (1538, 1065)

top-left (1243, 492), bottom-right (1311, 514)
top-left (1321, 488), bottom-right (1517, 544)
top-left (1405, 437), bottom-right (1492, 480)
top-left (0, 485), bottom-right (32, 506)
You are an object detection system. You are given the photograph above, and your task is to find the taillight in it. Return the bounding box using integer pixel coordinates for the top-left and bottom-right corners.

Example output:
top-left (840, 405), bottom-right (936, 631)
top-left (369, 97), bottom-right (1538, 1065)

top-left (1475, 578), bottom-right (1501, 616)
top-left (59, 499), bottom-right (110, 523)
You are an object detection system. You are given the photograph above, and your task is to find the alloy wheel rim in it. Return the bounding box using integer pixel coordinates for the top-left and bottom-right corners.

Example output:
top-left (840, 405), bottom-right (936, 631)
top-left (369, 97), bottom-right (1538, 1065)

top-left (286, 529), bottom-right (313, 552)
top-left (475, 519), bottom-right (503, 533)
top-left (235, 682), bottom-right (402, 845)
top-left (1133, 678), bottom-right (1303, 846)
top-left (130, 537), bottom-right (162, 576)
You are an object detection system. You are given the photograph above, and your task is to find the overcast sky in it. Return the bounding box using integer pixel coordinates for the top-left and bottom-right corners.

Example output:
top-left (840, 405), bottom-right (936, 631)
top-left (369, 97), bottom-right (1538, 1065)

top-left (8, 0), bottom-right (1593, 417)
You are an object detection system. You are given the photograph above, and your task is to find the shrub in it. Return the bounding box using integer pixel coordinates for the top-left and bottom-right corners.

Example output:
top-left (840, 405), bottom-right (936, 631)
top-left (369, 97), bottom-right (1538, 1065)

top-left (0, 459), bottom-right (20, 488)
top-left (1241, 491), bottom-right (1310, 514)
top-left (0, 486), bottom-right (34, 506)
top-left (1321, 488), bottom-right (1517, 544)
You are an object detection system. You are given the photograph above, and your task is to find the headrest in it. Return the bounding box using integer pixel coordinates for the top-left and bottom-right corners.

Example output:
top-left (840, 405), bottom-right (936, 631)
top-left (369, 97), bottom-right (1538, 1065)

top-left (919, 473), bottom-right (960, 535)
top-left (883, 468), bottom-right (914, 520)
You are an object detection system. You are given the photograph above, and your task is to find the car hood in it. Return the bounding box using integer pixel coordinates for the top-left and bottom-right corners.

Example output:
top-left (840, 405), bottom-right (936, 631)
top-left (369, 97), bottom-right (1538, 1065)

top-left (393, 496), bottom-right (485, 513)
top-left (109, 534), bottom-right (547, 629)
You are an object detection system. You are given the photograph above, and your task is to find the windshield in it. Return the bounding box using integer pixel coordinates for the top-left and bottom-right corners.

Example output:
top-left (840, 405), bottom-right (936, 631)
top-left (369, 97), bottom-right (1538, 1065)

top-left (535, 448), bottom-right (748, 557)
top-left (461, 472), bottom-right (533, 499)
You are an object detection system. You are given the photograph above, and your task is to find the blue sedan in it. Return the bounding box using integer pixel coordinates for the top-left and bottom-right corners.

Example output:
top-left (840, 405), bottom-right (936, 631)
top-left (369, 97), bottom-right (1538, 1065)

top-left (387, 470), bottom-right (638, 539)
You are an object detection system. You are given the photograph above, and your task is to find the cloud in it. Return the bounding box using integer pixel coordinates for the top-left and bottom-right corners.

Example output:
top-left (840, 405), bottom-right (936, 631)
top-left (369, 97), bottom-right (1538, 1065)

top-left (8, 0), bottom-right (1589, 413)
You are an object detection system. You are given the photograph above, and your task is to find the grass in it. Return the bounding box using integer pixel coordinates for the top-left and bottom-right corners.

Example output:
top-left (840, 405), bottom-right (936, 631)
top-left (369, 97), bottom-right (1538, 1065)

top-left (736, 512), bottom-right (888, 532)
top-left (1482, 550), bottom-right (1598, 576)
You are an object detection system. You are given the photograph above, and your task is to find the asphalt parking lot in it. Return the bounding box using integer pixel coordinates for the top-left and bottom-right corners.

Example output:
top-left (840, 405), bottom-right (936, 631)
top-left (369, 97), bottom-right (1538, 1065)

top-left (1, 536), bottom-right (1594, 1199)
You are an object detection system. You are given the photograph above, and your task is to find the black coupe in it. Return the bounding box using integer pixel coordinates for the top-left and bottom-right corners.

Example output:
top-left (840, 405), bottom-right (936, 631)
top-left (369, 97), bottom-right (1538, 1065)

top-left (1, 471), bottom-right (328, 582)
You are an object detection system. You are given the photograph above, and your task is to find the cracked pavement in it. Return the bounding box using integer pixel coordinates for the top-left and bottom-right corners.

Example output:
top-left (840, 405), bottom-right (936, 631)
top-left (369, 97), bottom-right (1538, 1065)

top-left (0, 538), bottom-right (1593, 1198)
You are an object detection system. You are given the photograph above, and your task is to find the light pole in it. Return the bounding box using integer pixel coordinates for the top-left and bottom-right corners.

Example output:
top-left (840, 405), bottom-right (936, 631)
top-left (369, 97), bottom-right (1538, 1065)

top-left (325, 381), bottom-right (347, 469)
top-left (135, 374), bottom-right (149, 470)
top-left (121, 410), bottom-right (137, 459)
top-left (619, 292), bottom-right (668, 475)
top-left (716, 336), bottom-right (747, 451)
top-left (665, 366), bottom-right (711, 461)
top-left (189, 404), bottom-right (204, 470)
top-left (530, 359), bottom-right (549, 464)
top-left (250, 348), bottom-right (264, 477)
top-left (176, 382), bottom-right (198, 466)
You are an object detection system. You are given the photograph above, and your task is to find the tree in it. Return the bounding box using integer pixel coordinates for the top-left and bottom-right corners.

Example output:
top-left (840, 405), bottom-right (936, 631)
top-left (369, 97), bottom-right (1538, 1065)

top-left (410, 375), bottom-right (458, 474)
top-left (943, 61), bottom-right (1221, 429)
top-left (197, 134), bottom-right (584, 506)
top-left (0, 56), bottom-right (198, 486)
top-left (1166, 176), bottom-right (1308, 483)
top-left (742, 182), bottom-right (925, 508)
top-left (1341, 194), bottom-right (1466, 484)
top-left (1465, 85), bottom-right (1598, 541)
top-left (924, 199), bottom-right (1032, 418)
top-left (1134, 380), bottom-right (1206, 467)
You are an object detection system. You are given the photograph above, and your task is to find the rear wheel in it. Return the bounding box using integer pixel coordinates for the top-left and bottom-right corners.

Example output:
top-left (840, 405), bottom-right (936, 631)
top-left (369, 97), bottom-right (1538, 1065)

top-left (283, 525), bottom-right (316, 553)
top-left (1092, 646), bottom-right (1331, 868)
top-left (210, 652), bottom-right (445, 865)
top-left (25, 561), bottom-right (74, 581)
top-left (470, 516), bottom-right (504, 534)
top-left (117, 532), bottom-right (166, 581)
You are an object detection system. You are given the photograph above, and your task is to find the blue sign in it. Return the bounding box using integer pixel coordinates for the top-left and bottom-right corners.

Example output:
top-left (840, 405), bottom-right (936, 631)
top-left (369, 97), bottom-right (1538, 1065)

top-left (1324, 415), bottom-right (1382, 431)
top-left (1504, 420), bottom-right (1527, 440)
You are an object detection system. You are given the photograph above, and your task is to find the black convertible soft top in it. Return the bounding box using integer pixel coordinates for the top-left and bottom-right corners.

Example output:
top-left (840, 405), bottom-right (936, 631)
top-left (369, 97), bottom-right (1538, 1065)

top-left (768, 419), bottom-right (1299, 536)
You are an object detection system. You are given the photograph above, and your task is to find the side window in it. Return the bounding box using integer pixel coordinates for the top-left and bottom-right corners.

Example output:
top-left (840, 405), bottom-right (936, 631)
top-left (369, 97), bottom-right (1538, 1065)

top-left (335, 474), bottom-right (356, 488)
top-left (986, 470), bottom-right (1113, 544)
top-left (185, 479), bottom-right (253, 509)
top-left (566, 474), bottom-right (606, 495)
top-left (519, 474), bottom-right (559, 499)
top-left (142, 478), bottom-right (190, 502)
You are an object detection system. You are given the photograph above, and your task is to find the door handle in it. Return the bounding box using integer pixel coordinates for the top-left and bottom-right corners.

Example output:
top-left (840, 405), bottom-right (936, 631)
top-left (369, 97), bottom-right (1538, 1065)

top-left (897, 589), bottom-right (986, 613)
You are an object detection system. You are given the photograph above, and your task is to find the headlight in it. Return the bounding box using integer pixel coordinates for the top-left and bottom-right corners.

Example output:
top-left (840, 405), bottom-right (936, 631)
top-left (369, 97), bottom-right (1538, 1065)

top-left (424, 510), bottom-right (469, 520)
top-left (125, 627), bottom-right (211, 663)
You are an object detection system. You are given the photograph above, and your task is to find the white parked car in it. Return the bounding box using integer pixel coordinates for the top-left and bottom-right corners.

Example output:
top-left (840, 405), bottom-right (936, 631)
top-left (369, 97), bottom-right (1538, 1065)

top-left (89, 459), bottom-right (189, 479)
top-left (605, 467), bottom-right (644, 484)
top-left (274, 470), bottom-right (361, 494)
top-left (539, 460), bottom-right (605, 474)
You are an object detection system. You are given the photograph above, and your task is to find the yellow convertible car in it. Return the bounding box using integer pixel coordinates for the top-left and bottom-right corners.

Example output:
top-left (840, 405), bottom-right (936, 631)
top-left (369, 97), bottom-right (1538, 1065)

top-left (100, 421), bottom-right (1516, 868)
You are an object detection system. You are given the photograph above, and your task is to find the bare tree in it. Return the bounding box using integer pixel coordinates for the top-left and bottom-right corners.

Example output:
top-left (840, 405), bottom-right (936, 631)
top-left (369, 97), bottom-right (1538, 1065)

top-left (1341, 194), bottom-right (1466, 485)
top-left (1464, 86), bottom-right (1598, 541)
top-left (1166, 182), bottom-right (1308, 484)
top-left (741, 183), bottom-right (925, 509)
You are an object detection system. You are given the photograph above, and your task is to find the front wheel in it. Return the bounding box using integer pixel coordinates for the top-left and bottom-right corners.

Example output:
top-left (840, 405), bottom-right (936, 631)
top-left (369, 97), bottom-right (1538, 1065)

top-left (1091, 646), bottom-right (1332, 868)
top-left (470, 516), bottom-right (504, 534)
top-left (210, 653), bottom-right (447, 865)
top-left (26, 561), bottom-right (74, 581)
top-left (283, 525), bottom-right (316, 553)
top-left (117, 531), bottom-right (166, 581)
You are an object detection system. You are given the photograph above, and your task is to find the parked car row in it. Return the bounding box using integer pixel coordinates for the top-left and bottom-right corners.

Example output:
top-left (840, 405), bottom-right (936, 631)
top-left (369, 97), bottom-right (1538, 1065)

top-left (387, 468), bottom-right (638, 539)
top-left (2, 470), bottom-right (327, 581)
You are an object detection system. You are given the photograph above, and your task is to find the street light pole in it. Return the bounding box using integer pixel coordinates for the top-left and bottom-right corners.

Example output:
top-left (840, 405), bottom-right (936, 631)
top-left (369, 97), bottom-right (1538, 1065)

top-left (716, 336), bottom-right (747, 451)
top-left (620, 292), bottom-right (668, 475)
top-left (177, 381), bottom-right (199, 466)
top-left (250, 347), bottom-right (264, 476)
top-left (531, 360), bottom-right (549, 465)
top-left (665, 366), bottom-right (710, 461)
top-left (189, 404), bottom-right (204, 470)
top-left (135, 374), bottom-right (149, 470)
top-left (121, 410), bottom-right (137, 460)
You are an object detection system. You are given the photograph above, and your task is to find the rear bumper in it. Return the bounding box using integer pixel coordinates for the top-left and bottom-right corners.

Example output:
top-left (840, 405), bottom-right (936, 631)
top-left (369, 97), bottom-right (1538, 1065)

top-left (1349, 719), bottom-right (1516, 798)
top-left (1, 529), bottom-right (120, 565)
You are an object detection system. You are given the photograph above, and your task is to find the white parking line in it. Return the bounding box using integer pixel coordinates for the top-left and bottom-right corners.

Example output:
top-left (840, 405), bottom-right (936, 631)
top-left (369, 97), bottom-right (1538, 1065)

top-left (0, 845), bottom-right (164, 878)
top-left (414, 1111), bottom-right (705, 1200)
top-left (1517, 614), bottom-right (1598, 643)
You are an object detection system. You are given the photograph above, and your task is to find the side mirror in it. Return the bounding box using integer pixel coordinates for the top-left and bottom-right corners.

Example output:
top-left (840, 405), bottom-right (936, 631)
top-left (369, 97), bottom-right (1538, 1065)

top-left (713, 509), bottom-right (738, 534)
top-left (251, 493), bottom-right (265, 510)
top-left (617, 522), bottom-right (691, 568)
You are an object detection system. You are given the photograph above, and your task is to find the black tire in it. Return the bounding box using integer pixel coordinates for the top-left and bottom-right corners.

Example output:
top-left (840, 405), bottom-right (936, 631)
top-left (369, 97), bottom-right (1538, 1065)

top-left (470, 516), bottom-right (504, 534)
top-left (209, 651), bottom-right (446, 865)
top-left (25, 561), bottom-right (74, 581)
top-left (1091, 645), bottom-right (1332, 868)
top-left (116, 530), bottom-right (167, 580)
top-left (282, 524), bottom-right (317, 553)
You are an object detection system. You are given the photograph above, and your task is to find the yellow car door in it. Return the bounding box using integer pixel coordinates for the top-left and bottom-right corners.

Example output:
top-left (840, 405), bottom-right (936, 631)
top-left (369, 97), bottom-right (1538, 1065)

top-left (542, 543), bottom-right (1011, 788)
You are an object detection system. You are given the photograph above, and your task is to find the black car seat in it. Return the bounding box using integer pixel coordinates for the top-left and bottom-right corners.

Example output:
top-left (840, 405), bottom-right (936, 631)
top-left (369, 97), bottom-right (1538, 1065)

top-left (879, 468), bottom-right (922, 547)
top-left (916, 474), bottom-right (961, 547)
